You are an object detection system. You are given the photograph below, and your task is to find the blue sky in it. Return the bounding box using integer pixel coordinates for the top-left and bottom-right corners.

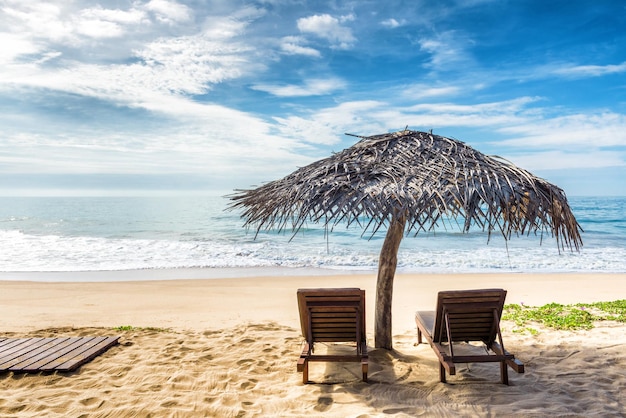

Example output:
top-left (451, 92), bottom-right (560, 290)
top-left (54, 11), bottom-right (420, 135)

top-left (1, 0), bottom-right (625, 196)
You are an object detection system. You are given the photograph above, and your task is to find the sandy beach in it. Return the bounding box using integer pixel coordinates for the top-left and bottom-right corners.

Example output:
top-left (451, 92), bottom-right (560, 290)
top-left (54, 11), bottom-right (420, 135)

top-left (1, 272), bottom-right (625, 417)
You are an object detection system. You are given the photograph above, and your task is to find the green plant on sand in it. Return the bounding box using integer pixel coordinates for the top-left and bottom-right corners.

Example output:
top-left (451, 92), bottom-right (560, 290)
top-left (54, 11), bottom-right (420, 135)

top-left (502, 300), bottom-right (626, 334)
top-left (113, 325), bottom-right (170, 332)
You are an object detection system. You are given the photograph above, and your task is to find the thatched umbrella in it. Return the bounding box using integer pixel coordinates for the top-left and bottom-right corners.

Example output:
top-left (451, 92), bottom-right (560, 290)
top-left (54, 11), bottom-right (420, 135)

top-left (229, 130), bottom-right (582, 350)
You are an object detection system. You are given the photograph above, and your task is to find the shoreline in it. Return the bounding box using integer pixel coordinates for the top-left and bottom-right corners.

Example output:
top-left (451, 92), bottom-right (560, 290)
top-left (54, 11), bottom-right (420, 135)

top-left (1, 265), bottom-right (624, 282)
top-left (0, 266), bottom-right (377, 282)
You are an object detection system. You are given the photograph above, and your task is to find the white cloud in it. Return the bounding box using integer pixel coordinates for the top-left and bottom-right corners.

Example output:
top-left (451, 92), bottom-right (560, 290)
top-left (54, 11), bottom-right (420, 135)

top-left (133, 32), bottom-right (251, 92)
top-left (553, 61), bottom-right (626, 78)
top-left (32, 51), bottom-right (62, 65)
top-left (407, 97), bottom-right (540, 115)
top-left (0, 33), bottom-right (41, 65)
top-left (400, 84), bottom-right (461, 99)
top-left (272, 116), bottom-right (339, 146)
top-left (73, 6), bottom-right (148, 38)
top-left (3, 34), bottom-right (249, 102)
top-left (1, 2), bottom-right (73, 43)
top-left (506, 150), bottom-right (625, 171)
top-left (251, 78), bottom-right (345, 97)
top-left (201, 6), bottom-right (265, 40)
top-left (0, 93), bottom-right (311, 181)
top-left (280, 42), bottom-right (321, 57)
top-left (381, 18), bottom-right (406, 28)
top-left (266, 97), bottom-right (626, 176)
top-left (79, 6), bottom-right (147, 25)
top-left (75, 19), bottom-right (125, 39)
top-left (393, 97), bottom-right (542, 129)
top-left (498, 113), bottom-right (626, 148)
top-left (143, 0), bottom-right (191, 24)
top-left (419, 31), bottom-right (474, 70)
top-left (1, 6), bottom-right (258, 104)
top-left (1, 1), bottom-right (153, 47)
top-left (274, 100), bottom-right (388, 145)
top-left (0, 129), bottom-right (312, 185)
top-left (297, 14), bottom-right (356, 49)
top-left (280, 36), bottom-right (321, 57)
top-left (0, 1), bottom-right (301, 186)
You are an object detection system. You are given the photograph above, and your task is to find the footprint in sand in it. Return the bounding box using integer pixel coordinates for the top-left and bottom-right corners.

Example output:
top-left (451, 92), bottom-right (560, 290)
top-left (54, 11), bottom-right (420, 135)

top-left (240, 379), bottom-right (258, 390)
top-left (237, 359), bottom-right (254, 366)
top-left (160, 400), bottom-right (179, 408)
top-left (79, 397), bottom-right (104, 408)
top-left (5, 404), bottom-right (26, 414)
top-left (383, 407), bottom-right (419, 415)
top-left (314, 397), bottom-right (333, 412)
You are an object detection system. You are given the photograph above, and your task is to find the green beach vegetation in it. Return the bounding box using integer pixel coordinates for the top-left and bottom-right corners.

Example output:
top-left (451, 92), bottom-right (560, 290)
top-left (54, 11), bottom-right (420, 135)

top-left (113, 325), bottom-right (170, 332)
top-left (503, 300), bottom-right (626, 334)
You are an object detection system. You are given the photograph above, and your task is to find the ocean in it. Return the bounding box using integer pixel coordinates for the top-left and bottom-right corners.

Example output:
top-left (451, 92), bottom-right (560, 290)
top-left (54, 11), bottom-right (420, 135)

top-left (0, 195), bottom-right (625, 276)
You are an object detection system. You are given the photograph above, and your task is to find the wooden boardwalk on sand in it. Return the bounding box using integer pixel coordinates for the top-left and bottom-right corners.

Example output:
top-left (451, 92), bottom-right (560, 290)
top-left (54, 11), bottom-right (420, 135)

top-left (0, 336), bottom-right (119, 373)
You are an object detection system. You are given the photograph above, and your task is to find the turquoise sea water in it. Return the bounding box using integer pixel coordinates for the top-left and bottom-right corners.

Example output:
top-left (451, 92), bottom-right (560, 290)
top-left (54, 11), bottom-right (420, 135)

top-left (0, 195), bottom-right (624, 274)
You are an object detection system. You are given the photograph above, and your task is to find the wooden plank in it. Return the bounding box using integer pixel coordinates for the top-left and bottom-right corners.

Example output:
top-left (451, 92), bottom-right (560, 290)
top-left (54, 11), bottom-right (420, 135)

top-left (0, 337), bottom-right (41, 353)
top-left (0, 336), bottom-right (119, 373)
top-left (33, 337), bottom-right (105, 371)
top-left (10, 337), bottom-right (89, 371)
top-left (0, 338), bottom-right (72, 369)
top-left (0, 338), bottom-right (38, 355)
top-left (313, 325), bottom-right (357, 332)
top-left (45, 336), bottom-right (120, 372)
top-left (0, 337), bottom-right (25, 350)
top-left (312, 320), bottom-right (356, 325)
top-left (313, 327), bottom-right (357, 333)
top-left (305, 354), bottom-right (364, 363)
top-left (311, 307), bottom-right (357, 311)
top-left (314, 334), bottom-right (357, 338)
top-left (311, 310), bottom-right (357, 316)
top-left (0, 338), bottom-right (57, 367)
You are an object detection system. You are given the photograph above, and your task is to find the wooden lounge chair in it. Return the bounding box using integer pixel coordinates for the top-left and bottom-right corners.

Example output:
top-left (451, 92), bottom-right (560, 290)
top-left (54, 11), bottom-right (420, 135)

top-left (415, 288), bottom-right (524, 384)
top-left (296, 288), bottom-right (368, 384)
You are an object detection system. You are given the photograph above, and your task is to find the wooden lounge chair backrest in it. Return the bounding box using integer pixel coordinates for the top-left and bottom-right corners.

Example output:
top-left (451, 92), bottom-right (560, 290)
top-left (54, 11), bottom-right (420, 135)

top-left (432, 288), bottom-right (507, 347)
top-left (297, 288), bottom-right (366, 345)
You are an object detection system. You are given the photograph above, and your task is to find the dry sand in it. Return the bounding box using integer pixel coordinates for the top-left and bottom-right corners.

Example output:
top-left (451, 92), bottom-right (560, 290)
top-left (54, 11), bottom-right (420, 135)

top-left (1, 272), bottom-right (625, 417)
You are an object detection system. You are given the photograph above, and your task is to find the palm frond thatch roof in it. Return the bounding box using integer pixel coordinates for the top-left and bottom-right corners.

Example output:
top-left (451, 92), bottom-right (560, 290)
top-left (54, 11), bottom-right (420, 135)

top-left (230, 130), bottom-right (582, 250)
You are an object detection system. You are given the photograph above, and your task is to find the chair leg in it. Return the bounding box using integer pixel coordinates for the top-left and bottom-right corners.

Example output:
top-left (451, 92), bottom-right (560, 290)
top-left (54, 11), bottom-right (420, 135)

top-left (298, 343), bottom-right (310, 384)
top-left (302, 360), bottom-right (309, 384)
top-left (362, 362), bottom-right (368, 382)
top-left (500, 361), bottom-right (509, 385)
top-left (417, 328), bottom-right (422, 344)
top-left (439, 363), bottom-right (447, 383)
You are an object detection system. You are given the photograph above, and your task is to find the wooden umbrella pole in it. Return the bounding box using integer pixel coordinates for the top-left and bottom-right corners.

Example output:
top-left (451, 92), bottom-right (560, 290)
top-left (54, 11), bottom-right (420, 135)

top-left (375, 212), bottom-right (406, 350)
